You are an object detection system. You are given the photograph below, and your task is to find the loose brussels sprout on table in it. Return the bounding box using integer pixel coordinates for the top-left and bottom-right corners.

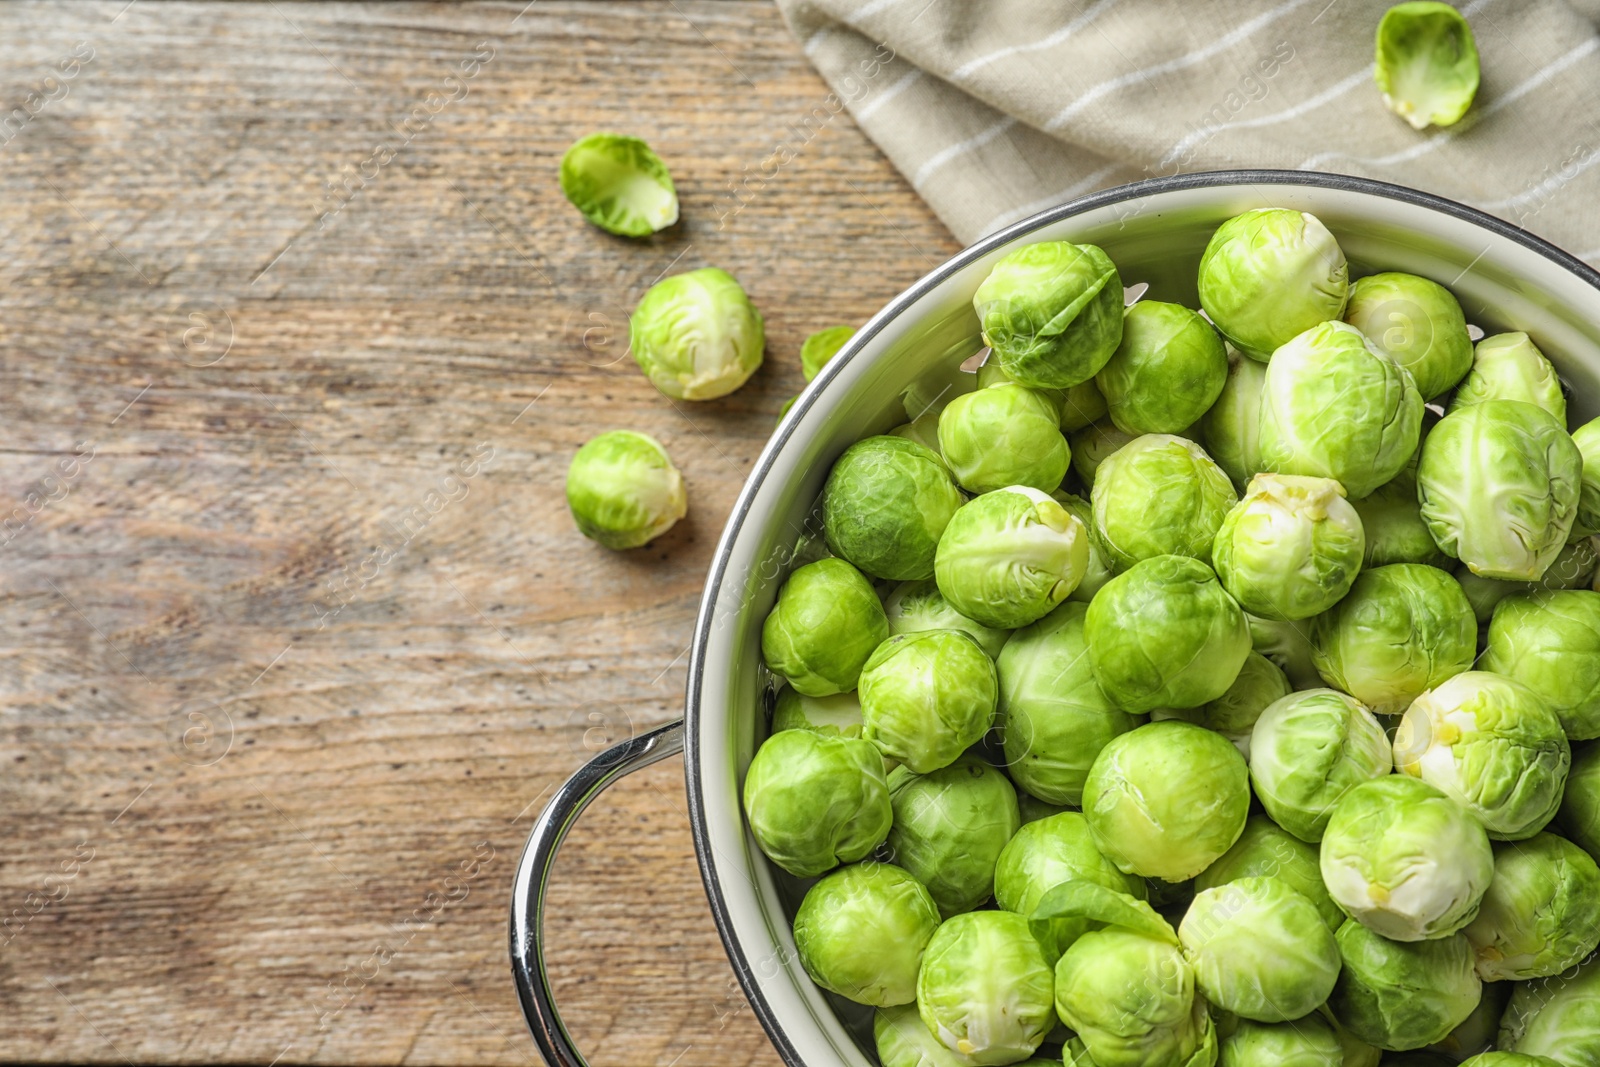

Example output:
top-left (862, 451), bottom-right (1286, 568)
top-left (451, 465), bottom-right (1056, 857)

top-left (565, 430), bottom-right (687, 549)
top-left (885, 755), bottom-right (1019, 918)
top-left (937, 383), bottom-right (1069, 494)
top-left (859, 629), bottom-right (997, 774)
top-left (1091, 434), bottom-right (1237, 567)
top-left (973, 240), bottom-right (1124, 389)
top-left (742, 727), bottom-right (890, 877)
top-left (1095, 300), bottom-right (1227, 434)
top-left (630, 267), bottom-right (764, 399)
top-left (1375, 2), bottom-right (1480, 130)
top-left (934, 486), bottom-right (1090, 629)
top-left (559, 132), bottom-right (678, 236)
top-left (822, 435), bottom-right (964, 582)
top-left (1197, 207), bottom-right (1349, 361)
top-left (1212, 473), bottom-right (1365, 621)
top-left (792, 862), bottom-right (940, 1007)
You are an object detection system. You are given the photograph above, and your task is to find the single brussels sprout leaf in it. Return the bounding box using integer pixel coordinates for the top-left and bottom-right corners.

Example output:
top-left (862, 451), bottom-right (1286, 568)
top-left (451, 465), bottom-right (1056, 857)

top-left (559, 133), bottom-right (678, 236)
top-left (1328, 919), bottom-right (1481, 1052)
top-left (917, 911), bottom-right (1056, 1065)
top-left (1320, 775), bottom-right (1494, 942)
top-left (1197, 208), bottom-right (1350, 360)
top-left (821, 436), bottom-right (964, 582)
top-left (973, 241), bottom-right (1125, 389)
top-left (1343, 271), bottom-right (1473, 399)
top-left (630, 267), bottom-right (764, 400)
top-left (859, 630), bottom-right (998, 774)
top-left (792, 862), bottom-right (940, 1007)
top-left (1574, 416), bottom-right (1600, 534)
top-left (1248, 688), bottom-right (1391, 843)
top-left (1031, 878), bottom-right (1176, 947)
top-left (1051, 492), bottom-right (1115, 602)
top-left (1217, 1016), bottom-right (1346, 1067)
top-left (993, 811), bottom-right (1146, 961)
top-left (935, 486), bottom-right (1090, 629)
top-left (874, 1003), bottom-right (974, 1067)
top-left (761, 558), bottom-right (889, 696)
top-left (1068, 418), bottom-right (1137, 488)
top-left (801, 324), bottom-right (854, 382)
top-left (770, 686), bottom-right (863, 738)
top-left (1091, 434), bottom-right (1237, 568)
top-left (1352, 472), bottom-right (1451, 568)
top-left (565, 430), bottom-right (687, 549)
top-left (884, 578), bottom-right (1010, 660)
top-left (1561, 742), bottom-right (1600, 861)
top-left (1463, 833), bottom-right (1600, 982)
top-left (1196, 813), bottom-right (1343, 931)
top-left (742, 728), bottom-right (890, 878)
top-left (1213, 474), bottom-right (1365, 621)
top-left (938, 383), bottom-right (1070, 494)
top-left (1448, 333), bottom-right (1567, 423)
top-left (1095, 301), bottom-right (1228, 435)
top-left (1055, 924), bottom-right (1216, 1067)
top-left (1497, 953), bottom-right (1600, 1064)
top-left (1481, 590), bottom-right (1600, 740)
top-left (1247, 611), bottom-right (1323, 689)
top-left (1392, 671), bottom-right (1570, 840)
top-left (886, 755), bottom-right (1020, 917)
top-left (1375, 2), bottom-right (1480, 130)
top-left (1201, 349), bottom-right (1269, 489)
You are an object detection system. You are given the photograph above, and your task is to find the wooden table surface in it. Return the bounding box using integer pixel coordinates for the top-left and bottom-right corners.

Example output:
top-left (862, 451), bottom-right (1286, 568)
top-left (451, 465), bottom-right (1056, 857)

top-left (0, 2), bottom-right (959, 1063)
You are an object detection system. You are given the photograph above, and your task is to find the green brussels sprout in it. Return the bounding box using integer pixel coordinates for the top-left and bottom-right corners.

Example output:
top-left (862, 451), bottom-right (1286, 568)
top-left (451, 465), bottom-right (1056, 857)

top-left (1091, 434), bottom-right (1238, 568)
top-left (1459, 544), bottom-right (1600, 630)
top-left (1217, 1016), bottom-right (1345, 1067)
top-left (1463, 833), bottom-right (1600, 982)
top-left (1560, 742), bottom-right (1600, 860)
top-left (976, 354), bottom-right (1066, 412)
top-left (1448, 333), bottom-right (1566, 423)
top-left (1051, 492), bottom-right (1115, 602)
top-left (743, 729), bottom-right (890, 877)
top-left (1320, 775), bottom-right (1494, 942)
top-left (1460, 1054), bottom-right (1565, 1067)
top-left (996, 601), bottom-right (1139, 806)
top-left (822, 436), bottom-right (965, 582)
top-left (935, 486), bottom-right (1090, 629)
top-left (770, 686), bottom-right (862, 738)
top-left (1068, 418), bottom-right (1136, 488)
top-left (1198, 650), bottom-right (1292, 757)
top-left (1085, 554), bottom-right (1251, 713)
top-left (916, 911), bottom-right (1057, 1064)
top-left (1374, 2), bottom-right (1481, 129)
top-left (1060, 378), bottom-right (1110, 432)
top-left (1351, 471), bottom-right (1450, 568)
top-left (801, 324), bottom-right (853, 381)
top-left (1392, 671), bottom-right (1570, 840)
top-left (1328, 919), bottom-right (1481, 1051)
top-left (1258, 319), bottom-right (1424, 498)
top-left (973, 241), bottom-right (1125, 390)
top-left (1179, 875), bottom-right (1341, 1022)
top-left (859, 630), bottom-right (998, 774)
top-left (887, 411), bottom-right (943, 456)
top-left (629, 267), bottom-right (764, 400)
top-left (1202, 349), bottom-right (1269, 490)
top-left (565, 430), bottom-right (688, 549)
top-left (1309, 564), bottom-right (1476, 715)
top-left (1481, 590), bottom-right (1600, 740)
top-left (1083, 720), bottom-right (1251, 881)
top-left (1343, 272), bottom-right (1473, 400)
top-left (993, 811), bottom-right (1146, 960)
top-left (938, 383), bottom-right (1070, 494)
top-left (1197, 208), bottom-right (1350, 361)
top-left (761, 558), bottom-right (889, 696)
top-left (1248, 688), bottom-right (1391, 843)
top-left (1419, 400), bottom-right (1582, 581)
top-left (1498, 953), bottom-right (1600, 1065)
top-left (874, 1003), bottom-right (974, 1067)
top-left (1573, 417), bottom-right (1600, 534)
top-left (1213, 474), bottom-right (1365, 621)
top-left (559, 133), bottom-right (678, 236)
top-left (792, 862), bottom-right (940, 1007)
top-left (1196, 813), bottom-right (1344, 931)
top-left (884, 578), bottom-right (1010, 660)
top-left (1432, 979), bottom-right (1511, 1061)
top-left (1248, 611), bottom-right (1323, 689)
top-left (1095, 301), bottom-right (1228, 435)
top-left (1016, 793), bottom-right (1068, 825)
top-left (886, 755), bottom-right (1020, 917)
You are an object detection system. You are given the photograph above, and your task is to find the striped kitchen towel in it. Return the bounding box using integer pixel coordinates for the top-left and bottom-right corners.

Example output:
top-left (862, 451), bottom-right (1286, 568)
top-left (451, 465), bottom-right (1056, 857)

top-left (774, 0), bottom-right (1600, 262)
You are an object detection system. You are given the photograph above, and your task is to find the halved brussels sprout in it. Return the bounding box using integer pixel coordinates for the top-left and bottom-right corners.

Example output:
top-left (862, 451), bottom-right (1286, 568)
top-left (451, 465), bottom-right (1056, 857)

top-left (1068, 418), bottom-right (1137, 488)
top-left (1560, 742), bottom-right (1600, 861)
top-left (884, 578), bottom-right (1010, 660)
top-left (1343, 271), bottom-right (1473, 399)
top-left (1463, 833), bottom-right (1600, 981)
top-left (993, 811), bottom-right (1146, 961)
top-left (761, 557), bottom-right (889, 696)
top-left (938, 383), bottom-right (1070, 494)
top-left (935, 486), bottom-right (1090, 629)
top-left (1213, 474), bottom-right (1365, 621)
top-left (792, 862), bottom-right (940, 1007)
top-left (801, 324), bottom-right (854, 381)
top-left (1199, 650), bottom-right (1292, 758)
top-left (1051, 492), bottom-right (1115, 602)
top-left (859, 629), bottom-right (997, 774)
top-left (1248, 611), bottom-right (1323, 689)
top-left (1248, 688), bottom-right (1392, 843)
top-left (559, 133), bottom-right (678, 236)
top-left (1202, 349), bottom-right (1269, 489)
top-left (974, 241), bottom-right (1125, 389)
top-left (565, 430), bottom-right (688, 549)
top-left (1498, 953), bottom-right (1600, 1064)
top-left (1393, 671), bottom-right (1570, 840)
top-left (886, 755), bottom-right (1020, 917)
top-left (770, 686), bottom-right (863, 738)
top-left (1320, 775), bottom-right (1494, 942)
top-left (1329, 919), bottom-right (1480, 1052)
top-left (1091, 434), bottom-right (1238, 568)
top-left (742, 727), bottom-right (890, 877)
top-left (1351, 471), bottom-right (1450, 568)
top-left (1375, 2), bottom-right (1480, 129)
top-left (917, 911), bottom-right (1057, 1065)
top-left (630, 267), bottom-right (764, 400)
top-left (1095, 301), bottom-right (1228, 434)
top-left (1217, 1016), bottom-right (1346, 1067)
top-left (1481, 590), bottom-right (1600, 740)
top-left (1196, 813), bottom-right (1343, 931)
top-left (1448, 333), bottom-right (1567, 423)
top-left (1197, 208), bottom-right (1350, 361)
top-left (822, 435), bottom-right (965, 582)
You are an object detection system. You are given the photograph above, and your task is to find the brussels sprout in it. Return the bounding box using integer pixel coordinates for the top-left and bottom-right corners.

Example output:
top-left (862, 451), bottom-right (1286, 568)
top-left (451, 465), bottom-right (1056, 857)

top-left (1217, 1016), bottom-right (1345, 1067)
top-left (973, 241), bottom-right (1125, 389)
top-left (884, 578), bottom-right (1010, 660)
top-left (993, 811), bottom-right (1146, 960)
top-left (859, 630), bottom-right (997, 774)
top-left (1179, 876), bottom-right (1341, 1022)
top-left (1197, 208), bottom-right (1350, 361)
top-left (1309, 564), bottom-right (1476, 715)
top-left (996, 601), bottom-right (1139, 806)
top-left (1199, 650), bottom-right (1292, 757)
top-left (1060, 378), bottom-right (1110, 432)
top-left (821, 436), bottom-right (965, 582)
top-left (1462, 833), bottom-right (1600, 982)
top-left (1091, 434), bottom-right (1238, 568)
top-left (1249, 688), bottom-right (1392, 843)
top-left (742, 728), bottom-right (890, 878)
top-left (1573, 416), bottom-right (1600, 534)
top-left (1248, 611), bottom-right (1323, 689)
top-left (630, 267), bottom-right (764, 400)
top-left (1498, 953), bottom-right (1600, 1065)
top-left (565, 430), bottom-right (688, 549)
top-left (1343, 272), bottom-right (1473, 399)
top-left (1016, 793), bottom-right (1068, 825)
top-left (1460, 1054), bottom-right (1565, 1067)
top-left (917, 911), bottom-right (1057, 1064)
top-left (792, 862), bottom-right (940, 1007)
top-left (1320, 775), bottom-right (1494, 942)
top-left (1202, 349), bottom-right (1269, 489)
top-left (886, 755), bottom-right (1020, 917)
top-left (1197, 813), bottom-right (1344, 931)
top-left (1258, 319), bottom-right (1424, 498)
top-left (1213, 474), bottom-right (1365, 621)
top-left (1432, 979), bottom-right (1511, 1061)
top-left (1560, 742), bottom-right (1600, 860)
top-left (1393, 671), bottom-right (1570, 840)
top-left (935, 486), bottom-right (1090, 629)
top-left (770, 686), bottom-right (863, 738)
top-left (1448, 333), bottom-right (1566, 423)
top-left (874, 1003), bottom-right (974, 1067)
top-left (1083, 721), bottom-right (1250, 882)
top-left (887, 411), bottom-right (943, 456)
top-left (761, 558), bottom-right (889, 696)
top-left (1051, 492), bottom-right (1115, 602)
top-left (801, 324), bottom-right (853, 381)
top-left (938, 384), bottom-right (1070, 494)
top-left (1095, 301), bottom-right (1228, 434)
top-left (1328, 919), bottom-right (1480, 1051)
top-left (1374, 2), bottom-right (1480, 129)
top-left (559, 133), bottom-right (678, 236)
top-left (1085, 554), bottom-right (1252, 713)
top-left (1481, 590), bottom-right (1600, 740)
top-left (1457, 540), bottom-right (1600, 623)
top-left (1069, 419), bottom-right (1137, 488)
top-left (1351, 471), bottom-right (1450, 568)
top-left (1419, 400), bottom-right (1582, 580)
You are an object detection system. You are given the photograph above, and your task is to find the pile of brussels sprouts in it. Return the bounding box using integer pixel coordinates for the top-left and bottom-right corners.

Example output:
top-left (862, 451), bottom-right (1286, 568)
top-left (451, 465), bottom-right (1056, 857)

top-left (744, 206), bottom-right (1600, 1067)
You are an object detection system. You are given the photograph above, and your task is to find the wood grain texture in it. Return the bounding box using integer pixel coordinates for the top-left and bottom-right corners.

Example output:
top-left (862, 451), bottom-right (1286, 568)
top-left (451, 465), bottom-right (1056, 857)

top-left (0, 1), bottom-right (958, 1063)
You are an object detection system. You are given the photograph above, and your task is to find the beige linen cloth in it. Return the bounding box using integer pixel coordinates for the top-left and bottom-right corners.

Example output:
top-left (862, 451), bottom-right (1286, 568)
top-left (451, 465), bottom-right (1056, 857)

top-left (774, 0), bottom-right (1600, 261)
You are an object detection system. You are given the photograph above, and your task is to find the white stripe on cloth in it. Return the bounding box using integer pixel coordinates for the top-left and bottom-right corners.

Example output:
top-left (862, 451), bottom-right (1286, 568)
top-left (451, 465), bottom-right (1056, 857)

top-left (855, 67), bottom-right (924, 120)
top-left (1576, 247), bottom-right (1600, 264)
top-left (910, 116), bottom-right (1020, 188)
top-left (976, 162), bottom-right (1128, 236)
top-left (1155, 64), bottom-right (1374, 169)
top-left (949, 0), bottom-right (1122, 82)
